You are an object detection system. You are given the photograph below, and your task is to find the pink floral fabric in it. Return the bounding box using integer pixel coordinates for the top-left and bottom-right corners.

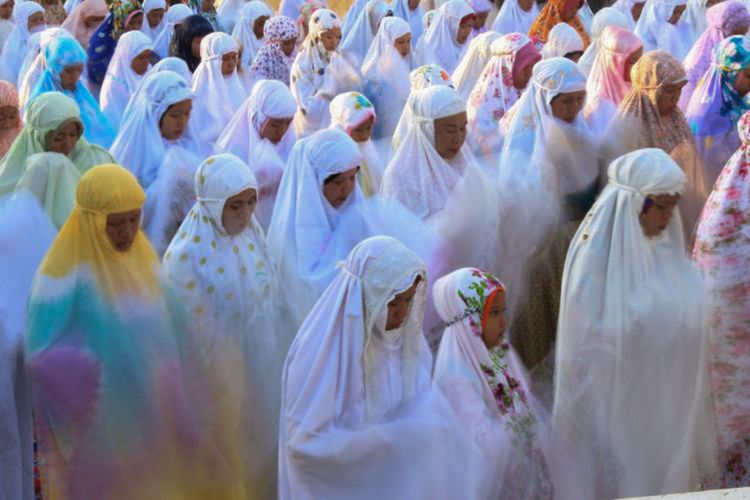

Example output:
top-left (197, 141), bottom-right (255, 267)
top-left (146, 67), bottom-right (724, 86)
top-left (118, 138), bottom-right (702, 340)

top-left (466, 32), bottom-right (538, 156)
top-left (249, 15), bottom-right (299, 85)
top-left (693, 109), bottom-right (750, 487)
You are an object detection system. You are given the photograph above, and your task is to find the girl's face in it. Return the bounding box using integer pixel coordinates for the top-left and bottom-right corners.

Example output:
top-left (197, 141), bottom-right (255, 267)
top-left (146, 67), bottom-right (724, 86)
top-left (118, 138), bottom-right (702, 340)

top-left (45, 120), bottom-right (83, 155)
top-left (160, 98), bottom-right (192, 140)
top-left (221, 50), bottom-right (238, 76)
top-left (550, 90), bottom-right (586, 124)
top-left (323, 167), bottom-right (358, 208)
top-left (481, 290), bottom-right (506, 350)
top-left (733, 66), bottom-right (750, 97)
top-left (385, 277), bottom-right (421, 330)
top-left (60, 63), bottom-right (84, 91)
top-left (0, 0), bottom-right (14, 20)
top-left (640, 194), bottom-right (679, 237)
top-left (191, 35), bottom-right (206, 59)
top-left (27, 11), bottom-right (45, 31)
top-left (201, 0), bottom-right (215, 12)
top-left (349, 115), bottom-right (374, 143)
top-left (456, 15), bottom-right (473, 44)
top-left (631, 1), bottom-right (645, 21)
top-left (126, 12), bottom-right (144, 31)
top-left (514, 59), bottom-right (536, 90)
top-left (147, 7), bottom-right (165, 28)
top-left (106, 209), bottom-right (142, 252)
top-left (394, 32), bottom-right (411, 58)
top-left (0, 105), bottom-right (18, 131)
top-left (656, 82), bottom-right (686, 116)
top-left (518, 0), bottom-right (534, 11)
top-left (319, 26), bottom-right (342, 51)
top-left (623, 47), bottom-right (643, 83)
top-left (222, 188), bottom-right (257, 235)
top-left (559, 0), bottom-right (581, 22)
top-left (281, 36), bottom-right (297, 56)
top-left (434, 111), bottom-right (467, 160)
top-left (131, 49), bottom-right (151, 75)
top-left (260, 117), bottom-right (293, 144)
top-left (253, 15), bottom-right (269, 39)
top-left (473, 11), bottom-right (488, 30)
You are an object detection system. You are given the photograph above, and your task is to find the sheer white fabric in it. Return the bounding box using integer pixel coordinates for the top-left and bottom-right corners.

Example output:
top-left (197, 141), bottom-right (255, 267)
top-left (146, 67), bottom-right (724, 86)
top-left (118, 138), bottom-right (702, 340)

top-left (290, 8), bottom-right (360, 137)
top-left (540, 23), bottom-right (584, 59)
top-left (191, 32), bottom-right (248, 145)
top-left (163, 153), bottom-right (296, 498)
top-left (215, 79), bottom-right (297, 230)
top-left (415, 0), bottom-right (474, 73)
top-left (147, 56), bottom-right (192, 84)
top-left (140, 0), bottom-right (166, 41)
top-left (152, 4), bottom-right (192, 59)
top-left (109, 71), bottom-right (208, 254)
top-left (221, 0), bottom-right (271, 33)
top-left (232, 1), bottom-right (273, 72)
top-left (577, 7), bottom-right (630, 77)
top-left (553, 148), bottom-right (717, 498)
top-left (339, 0), bottom-right (391, 66)
top-left (611, 0), bottom-right (640, 29)
top-left (685, 0), bottom-right (710, 44)
top-left (491, 0), bottom-right (538, 35)
top-left (634, 0), bottom-right (691, 60)
top-left (0, 2), bottom-right (46, 83)
top-left (279, 236), bottom-right (484, 500)
top-left (329, 91), bottom-right (385, 196)
top-left (0, 191), bottom-right (55, 500)
top-left (452, 30), bottom-right (500, 100)
top-left (361, 16), bottom-right (414, 140)
top-left (100, 30), bottom-right (152, 131)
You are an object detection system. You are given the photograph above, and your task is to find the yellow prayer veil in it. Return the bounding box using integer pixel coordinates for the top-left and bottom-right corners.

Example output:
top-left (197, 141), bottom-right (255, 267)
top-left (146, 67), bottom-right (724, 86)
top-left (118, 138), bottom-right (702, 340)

top-left (39, 163), bottom-right (161, 300)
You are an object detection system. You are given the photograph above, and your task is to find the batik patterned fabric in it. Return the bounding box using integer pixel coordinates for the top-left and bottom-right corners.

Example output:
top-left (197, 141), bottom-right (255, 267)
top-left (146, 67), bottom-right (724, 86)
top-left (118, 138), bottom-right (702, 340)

top-left (249, 15), bottom-right (299, 85)
top-left (528, 0), bottom-right (590, 47)
top-left (86, 0), bottom-right (142, 85)
top-left (686, 36), bottom-right (750, 187)
top-left (693, 110), bottom-right (750, 488)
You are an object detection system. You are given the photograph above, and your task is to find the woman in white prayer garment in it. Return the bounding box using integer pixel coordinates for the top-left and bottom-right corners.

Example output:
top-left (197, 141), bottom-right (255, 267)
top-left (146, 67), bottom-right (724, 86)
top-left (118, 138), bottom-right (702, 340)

top-left (279, 236), bottom-right (485, 500)
top-left (553, 148), bottom-right (718, 499)
top-left (634, 0), bottom-right (691, 60)
top-left (267, 127), bottom-right (443, 317)
top-left (338, 0), bottom-right (391, 66)
top-left (215, 79), bottom-right (296, 231)
top-left (415, 0), bottom-right (475, 74)
top-left (451, 30), bottom-right (500, 101)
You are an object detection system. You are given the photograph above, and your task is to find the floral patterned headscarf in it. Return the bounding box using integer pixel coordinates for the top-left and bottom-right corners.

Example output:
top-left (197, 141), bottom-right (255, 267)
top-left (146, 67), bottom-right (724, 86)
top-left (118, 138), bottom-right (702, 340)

top-left (528, 0), bottom-right (590, 48)
top-left (617, 50), bottom-right (693, 154)
top-left (249, 15), bottom-right (299, 85)
top-left (467, 33), bottom-right (539, 157)
top-left (36, 0), bottom-right (68, 26)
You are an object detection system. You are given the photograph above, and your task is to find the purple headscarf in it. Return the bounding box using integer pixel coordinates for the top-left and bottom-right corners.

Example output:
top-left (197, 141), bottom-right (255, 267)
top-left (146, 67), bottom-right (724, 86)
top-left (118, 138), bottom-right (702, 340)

top-left (680, 0), bottom-right (750, 111)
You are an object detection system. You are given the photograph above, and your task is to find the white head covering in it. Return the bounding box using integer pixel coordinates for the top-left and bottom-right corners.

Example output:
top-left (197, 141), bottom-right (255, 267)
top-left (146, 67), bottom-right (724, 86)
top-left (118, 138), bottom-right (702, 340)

top-left (452, 30), bottom-right (501, 100)
top-left (215, 79), bottom-right (297, 229)
top-left (611, 0), bottom-right (642, 29)
top-left (219, 0), bottom-right (271, 33)
top-left (391, 62), bottom-right (454, 151)
top-left (415, 0), bottom-right (474, 73)
top-left (361, 15), bottom-right (414, 139)
top-left (0, 2), bottom-right (46, 83)
top-left (339, 0), bottom-right (391, 65)
top-left (191, 32), bottom-right (247, 144)
top-left (232, 1), bottom-right (273, 69)
top-left (267, 128), bottom-right (364, 306)
top-left (634, 0), bottom-right (691, 60)
top-left (279, 236), bottom-right (455, 500)
top-left (148, 55), bottom-right (192, 84)
top-left (491, 0), bottom-right (539, 35)
top-left (540, 22), bottom-right (585, 59)
top-left (381, 85), bottom-right (469, 219)
top-left (110, 70), bottom-right (204, 189)
top-left (685, 0), bottom-right (710, 43)
top-left (577, 7), bottom-right (631, 76)
top-left (390, 0), bottom-right (425, 43)
top-left (140, 0), bottom-right (166, 40)
top-left (17, 26), bottom-right (73, 109)
top-left (100, 30), bottom-right (153, 131)
top-left (553, 148), bottom-right (716, 498)
top-left (329, 91), bottom-right (384, 196)
top-left (152, 3), bottom-right (192, 59)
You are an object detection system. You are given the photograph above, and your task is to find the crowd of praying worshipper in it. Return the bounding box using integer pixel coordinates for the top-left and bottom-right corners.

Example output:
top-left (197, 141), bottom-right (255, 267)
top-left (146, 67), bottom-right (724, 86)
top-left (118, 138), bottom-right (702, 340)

top-left (1, 0), bottom-right (749, 497)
